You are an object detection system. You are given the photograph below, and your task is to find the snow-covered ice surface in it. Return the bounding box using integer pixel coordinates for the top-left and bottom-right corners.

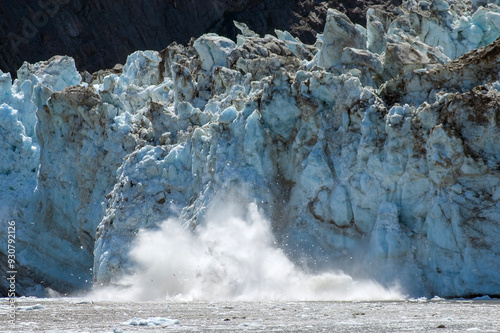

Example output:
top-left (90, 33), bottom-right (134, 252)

top-left (1, 297), bottom-right (500, 332)
top-left (1, 0), bottom-right (500, 299)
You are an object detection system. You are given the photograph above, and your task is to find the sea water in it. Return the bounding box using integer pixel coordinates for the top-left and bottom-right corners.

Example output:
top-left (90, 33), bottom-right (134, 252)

top-left (1, 297), bottom-right (499, 332)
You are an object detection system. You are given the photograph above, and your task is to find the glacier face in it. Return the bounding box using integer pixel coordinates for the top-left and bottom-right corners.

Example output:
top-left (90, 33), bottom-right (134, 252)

top-left (1, 0), bottom-right (500, 298)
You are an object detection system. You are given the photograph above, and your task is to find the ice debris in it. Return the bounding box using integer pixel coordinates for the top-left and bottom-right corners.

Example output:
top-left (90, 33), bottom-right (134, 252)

top-left (17, 304), bottom-right (45, 311)
top-left (122, 317), bottom-right (180, 327)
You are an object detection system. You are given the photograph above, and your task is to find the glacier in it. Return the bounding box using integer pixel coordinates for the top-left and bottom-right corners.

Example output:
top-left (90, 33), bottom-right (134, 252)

top-left (1, 0), bottom-right (500, 298)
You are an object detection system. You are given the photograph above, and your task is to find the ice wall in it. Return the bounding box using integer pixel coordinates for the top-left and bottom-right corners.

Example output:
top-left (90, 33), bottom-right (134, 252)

top-left (1, 0), bottom-right (500, 298)
top-left (0, 56), bottom-right (85, 294)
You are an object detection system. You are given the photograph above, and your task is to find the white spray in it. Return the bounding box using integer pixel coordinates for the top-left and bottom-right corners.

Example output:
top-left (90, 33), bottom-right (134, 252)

top-left (93, 202), bottom-right (403, 301)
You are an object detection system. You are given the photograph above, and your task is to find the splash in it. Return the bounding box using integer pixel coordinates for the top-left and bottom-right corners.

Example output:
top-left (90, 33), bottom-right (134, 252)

top-left (92, 203), bottom-right (403, 301)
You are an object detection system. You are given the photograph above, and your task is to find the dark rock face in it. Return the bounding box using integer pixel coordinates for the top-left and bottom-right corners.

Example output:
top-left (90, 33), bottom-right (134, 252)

top-left (0, 0), bottom-right (400, 76)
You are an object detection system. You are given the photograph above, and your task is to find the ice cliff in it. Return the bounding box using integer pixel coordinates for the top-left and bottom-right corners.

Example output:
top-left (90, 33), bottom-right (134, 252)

top-left (1, 0), bottom-right (500, 298)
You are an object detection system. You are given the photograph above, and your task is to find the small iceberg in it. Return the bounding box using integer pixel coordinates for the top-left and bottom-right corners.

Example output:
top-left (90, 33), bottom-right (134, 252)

top-left (122, 317), bottom-right (180, 327)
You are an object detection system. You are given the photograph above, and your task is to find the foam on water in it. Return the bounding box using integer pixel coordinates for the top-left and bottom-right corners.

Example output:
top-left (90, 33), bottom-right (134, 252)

top-left (91, 202), bottom-right (403, 302)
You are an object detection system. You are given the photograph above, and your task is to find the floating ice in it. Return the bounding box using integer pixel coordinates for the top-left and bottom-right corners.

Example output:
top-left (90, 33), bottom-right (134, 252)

top-left (17, 304), bottom-right (45, 311)
top-left (472, 295), bottom-right (492, 300)
top-left (122, 317), bottom-right (180, 327)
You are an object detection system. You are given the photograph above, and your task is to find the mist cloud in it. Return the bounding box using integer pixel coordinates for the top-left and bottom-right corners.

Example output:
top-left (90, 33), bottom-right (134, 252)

top-left (92, 202), bottom-right (403, 301)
